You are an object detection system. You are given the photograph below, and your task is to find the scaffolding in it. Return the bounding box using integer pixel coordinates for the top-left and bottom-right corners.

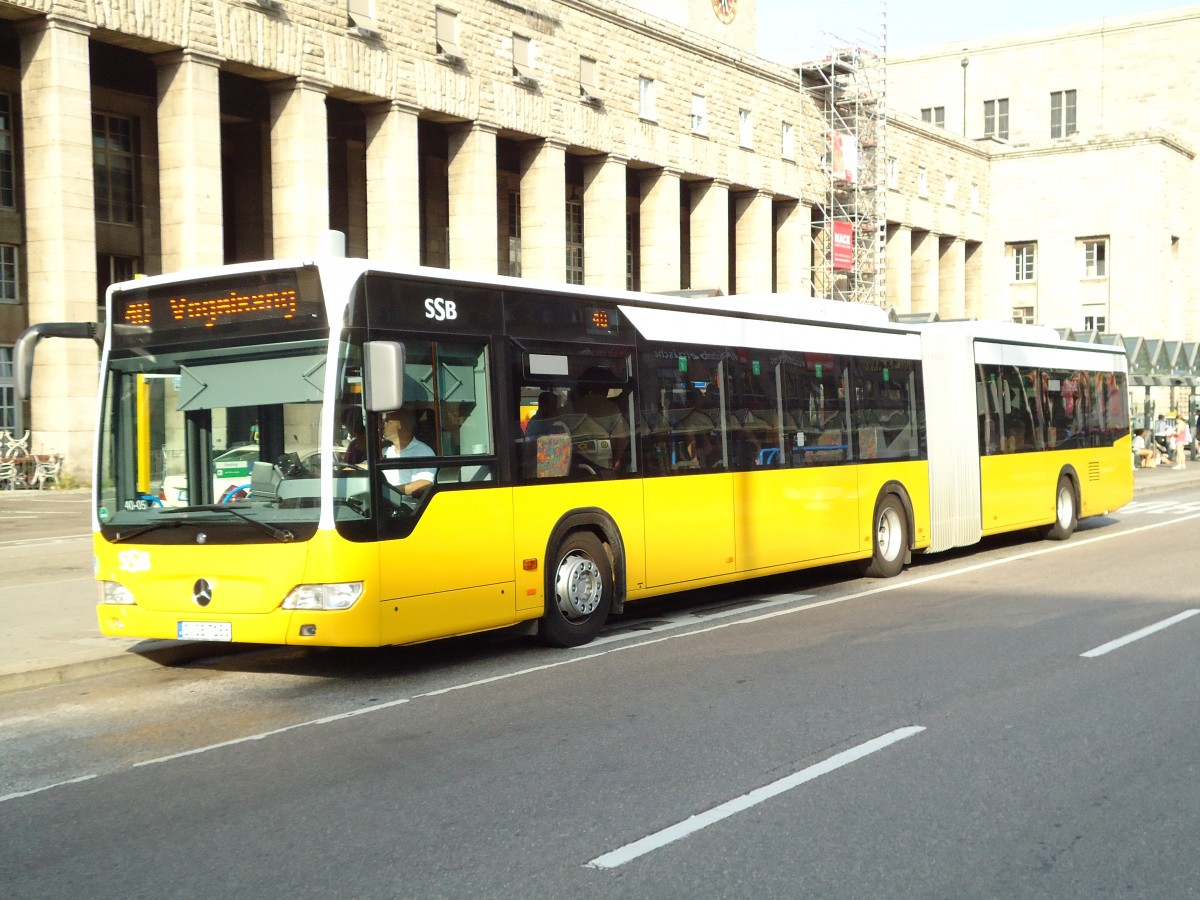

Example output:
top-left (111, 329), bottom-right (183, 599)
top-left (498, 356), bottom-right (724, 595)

top-left (801, 10), bottom-right (887, 307)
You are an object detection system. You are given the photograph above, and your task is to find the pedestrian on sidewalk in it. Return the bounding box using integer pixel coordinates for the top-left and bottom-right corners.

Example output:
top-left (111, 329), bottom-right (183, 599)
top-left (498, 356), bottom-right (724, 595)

top-left (1174, 413), bottom-right (1190, 469)
top-left (1154, 414), bottom-right (1172, 456)
top-left (1132, 428), bottom-right (1160, 468)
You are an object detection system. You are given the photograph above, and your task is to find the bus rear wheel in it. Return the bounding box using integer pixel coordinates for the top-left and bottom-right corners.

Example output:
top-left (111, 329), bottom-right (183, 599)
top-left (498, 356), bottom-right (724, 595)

top-left (1044, 475), bottom-right (1077, 540)
top-left (860, 493), bottom-right (908, 578)
top-left (538, 531), bottom-right (613, 647)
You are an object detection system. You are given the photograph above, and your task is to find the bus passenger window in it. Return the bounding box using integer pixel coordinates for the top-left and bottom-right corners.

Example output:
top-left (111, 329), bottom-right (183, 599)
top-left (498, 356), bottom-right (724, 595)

top-left (636, 346), bottom-right (726, 475)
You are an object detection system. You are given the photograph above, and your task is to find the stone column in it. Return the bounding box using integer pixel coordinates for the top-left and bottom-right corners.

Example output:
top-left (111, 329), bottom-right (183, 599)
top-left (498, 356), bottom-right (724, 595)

top-left (885, 224), bottom-right (913, 315)
top-left (519, 139), bottom-right (566, 281)
top-left (734, 190), bottom-right (773, 295)
top-left (582, 154), bottom-right (626, 290)
top-left (910, 229), bottom-right (939, 316)
top-left (155, 50), bottom-right (224, 270)
top-left (446, 123), bottom-right (498, 275)
top-left (964, 241), bottom-right (984, 320)
top-left (19, 16), bottom-right (97, 471)
top-left (639, 168), bottom-right (681, 293)
top-left (365, 101), bottom-right (420, 264)
top-left (269, 78), bottom-right (329, 258)
top-left (938, 236), bottom-right (966, 320)
top-left (689, 179), bottom-right (729, 296)
top-left (774, 200), bottom-right (810, 296)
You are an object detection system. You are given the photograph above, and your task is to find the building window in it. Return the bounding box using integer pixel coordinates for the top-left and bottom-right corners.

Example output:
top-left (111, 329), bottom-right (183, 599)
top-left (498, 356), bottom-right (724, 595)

top-left (579, 57), bottom-right (599, 101)
top-left (638, 77), bottom-right (656, 121)
top-left (970, 183), bottom-right (980, 212)
top-left (738, 108), bottom-right (753, 148)
top-left (565, 197), bottom-right (583, 285)
top-left (781, 122), bottom-right (794, 161)
top-left (1083, 238), bottom-right (1107, 277)
top-left (945, 175), bottom-right (956, 207)
top-left (0, 347), bottom-right (14, 431)
top-left (0, 244), bottom-right (17, 302)
top-left (983, 98), bottom-right (1009, 140)
top-left (626, 210), bottom-right (640, 291)
top-left (921, 106), bottom-right (945, 128)
top-left (435, 7), bottom-right (461, 58)
top-left (917, 167), bottom-right (928, 198)
top-left (887, 157), bottom-right (898, 190)
top-left (1083, 311), bottom-right (1106, 332)
top-left (1050, 90), bottom-right (1077, 138)
top-left (505, 190), bottom-right (520, 278)
top-left (0, 94), bottom-right (14, 209)
top-left (1012, 306), bottom-right (1035, 324)
top-left (97, 254), bottom-right (137, 314)
top-left (512, 33), bottom-right (534, 82)
top-left (691, 94), bottom-right (707, 135)
top-left (1012, 243), bottom-right (1036, 282)
top-left (347, 0), bottom-right (379, 33)
top-left (93, 113), bottom-right (136, 225)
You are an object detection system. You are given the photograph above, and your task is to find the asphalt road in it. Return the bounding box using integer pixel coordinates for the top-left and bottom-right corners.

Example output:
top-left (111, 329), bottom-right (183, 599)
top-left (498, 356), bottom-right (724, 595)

top-left (1, 491), bottom-right (1199, 898)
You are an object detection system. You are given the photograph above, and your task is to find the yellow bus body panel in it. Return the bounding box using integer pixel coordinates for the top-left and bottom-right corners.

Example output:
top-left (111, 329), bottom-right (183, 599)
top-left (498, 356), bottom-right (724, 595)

top-left (511, 479), bottom-right (647, 604)
top-left (730, 467), bottom-right (858, 572)
top-left (855, 461), bottom-right (932, 553)
top-left (378, 488), bottom-right (517, 645)
top-left (96, 528), bottom-right (385, 646)
top-left (980, 439), bottom-right (1132, 535)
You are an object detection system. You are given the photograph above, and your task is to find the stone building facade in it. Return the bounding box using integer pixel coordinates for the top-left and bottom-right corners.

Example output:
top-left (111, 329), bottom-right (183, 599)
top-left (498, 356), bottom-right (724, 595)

top-left (887, 6), bottom-right (1199, 339)
top-left (0, 0), bottom-right (1194, 473)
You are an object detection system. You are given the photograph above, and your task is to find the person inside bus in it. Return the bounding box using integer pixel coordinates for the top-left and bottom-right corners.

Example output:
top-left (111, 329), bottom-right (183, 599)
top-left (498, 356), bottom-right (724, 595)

top-left (379, 407), bottom-right (436, 496)
top-left (573, 368), bottom-right (630, 472)
top-left (341, 406), bottom-right (367, 465)
top-left (525, 391), bottom-right (560, 436)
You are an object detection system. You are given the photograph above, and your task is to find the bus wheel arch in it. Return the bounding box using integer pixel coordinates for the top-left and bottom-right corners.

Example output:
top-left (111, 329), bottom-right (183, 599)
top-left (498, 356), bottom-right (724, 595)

top-left (859, 483), bottom-right (913, 578)
top-left (1044, 467), bottom-right (1080, 541)
top-left (537, 509), bottom-right (626, 648)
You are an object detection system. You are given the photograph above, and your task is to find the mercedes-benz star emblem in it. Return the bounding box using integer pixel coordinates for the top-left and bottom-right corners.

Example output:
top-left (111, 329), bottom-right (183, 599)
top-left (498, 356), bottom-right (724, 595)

top-left (193, 578), bottom-right (213, 607)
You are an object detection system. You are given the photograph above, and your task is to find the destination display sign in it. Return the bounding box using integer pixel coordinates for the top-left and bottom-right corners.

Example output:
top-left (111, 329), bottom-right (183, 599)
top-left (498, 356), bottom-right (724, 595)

top-left (112, 270), bottom-right (325, 338)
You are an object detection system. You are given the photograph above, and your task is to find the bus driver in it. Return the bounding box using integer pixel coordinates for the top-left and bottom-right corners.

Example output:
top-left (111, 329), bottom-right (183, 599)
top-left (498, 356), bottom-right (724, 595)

top-left (380, 408), bottom-right (435, 497)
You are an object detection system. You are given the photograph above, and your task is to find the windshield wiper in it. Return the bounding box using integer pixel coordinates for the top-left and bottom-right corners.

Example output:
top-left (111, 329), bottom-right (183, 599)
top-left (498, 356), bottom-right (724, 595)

top-left (161, 505), bottom-right (295, 543)
top-left (111, 519), bottom-right (187, 543)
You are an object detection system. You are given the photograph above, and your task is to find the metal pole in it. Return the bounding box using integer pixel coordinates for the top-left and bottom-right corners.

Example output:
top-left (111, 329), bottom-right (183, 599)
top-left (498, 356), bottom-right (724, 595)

top-left (960, 56), bottom-right (969, 136)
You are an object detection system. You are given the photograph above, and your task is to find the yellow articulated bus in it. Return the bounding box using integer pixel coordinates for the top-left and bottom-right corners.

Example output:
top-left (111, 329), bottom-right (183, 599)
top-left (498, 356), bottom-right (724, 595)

top-left (15, 254), bottom-right (1132, 649)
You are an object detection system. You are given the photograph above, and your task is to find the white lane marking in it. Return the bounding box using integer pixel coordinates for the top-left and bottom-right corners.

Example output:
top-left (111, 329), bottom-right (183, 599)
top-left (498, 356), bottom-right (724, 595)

top-left (589, 592), bottom-right (815, 646)
top-left (1118, 500), bottom-right (1200, 516)
top-left (0, 774), bottom-right (98, 803)
top-left (131, 696), bottom-right (413, 768)
top-left (585, 726), bottom-right (926, 870)
top-left (3, 575), bottom-right (95, 590)
top-left (1081, 609), bottom-right (1200, 659)
top-left (8, 510), bottom-right (1200, 801)
top-left (0, 533), bottom-right (91, 548)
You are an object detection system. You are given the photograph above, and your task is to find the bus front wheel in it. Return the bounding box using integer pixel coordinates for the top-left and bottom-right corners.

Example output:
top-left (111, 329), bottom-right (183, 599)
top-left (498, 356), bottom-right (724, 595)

top-left (538, 531), bottom-right (613, 647)
top-left (860, 493), bottom-right (908, 578)
top-left (1044, 476), bottom-right (1077, 541)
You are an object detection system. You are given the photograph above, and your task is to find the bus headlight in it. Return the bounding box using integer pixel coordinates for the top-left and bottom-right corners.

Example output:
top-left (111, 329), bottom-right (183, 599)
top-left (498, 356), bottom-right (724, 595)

top-left (100, 581), bottom-right (136, 605)
top-left (282, 582), bottom-right (364, 611)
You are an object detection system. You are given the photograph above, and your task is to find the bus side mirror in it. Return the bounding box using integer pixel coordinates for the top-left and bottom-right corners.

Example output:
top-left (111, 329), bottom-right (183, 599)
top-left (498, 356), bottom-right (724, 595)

top-left (14, 322), bottom-right (102, 400)
top-left (364, 341), bottom-right (405, 412)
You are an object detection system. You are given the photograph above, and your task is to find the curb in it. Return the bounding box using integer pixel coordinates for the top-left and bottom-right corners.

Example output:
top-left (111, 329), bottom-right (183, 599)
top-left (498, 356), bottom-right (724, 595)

top-left (0, 640), bottom-right (276, 696)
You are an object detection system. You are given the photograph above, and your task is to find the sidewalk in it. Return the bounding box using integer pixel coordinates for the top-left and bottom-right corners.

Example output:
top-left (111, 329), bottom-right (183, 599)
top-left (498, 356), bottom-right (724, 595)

top-left (2, 466), bottom-right (1199, 695)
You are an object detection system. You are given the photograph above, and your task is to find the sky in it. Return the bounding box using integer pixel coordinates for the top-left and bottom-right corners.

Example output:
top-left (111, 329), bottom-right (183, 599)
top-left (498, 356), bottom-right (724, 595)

top-left (755, 0), bottom-right (1191, 63)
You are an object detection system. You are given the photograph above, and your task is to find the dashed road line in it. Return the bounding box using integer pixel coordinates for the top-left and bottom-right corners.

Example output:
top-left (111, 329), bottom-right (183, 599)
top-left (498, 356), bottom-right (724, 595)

top-left (585, 726), bottom-right (926, 869)
top-left (1081, 609), bottom-right (1200, 659)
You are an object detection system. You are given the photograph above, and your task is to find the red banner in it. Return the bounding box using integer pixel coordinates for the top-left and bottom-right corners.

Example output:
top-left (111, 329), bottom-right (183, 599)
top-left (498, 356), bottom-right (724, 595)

top-left (832, 221), bottom-right (854, 271)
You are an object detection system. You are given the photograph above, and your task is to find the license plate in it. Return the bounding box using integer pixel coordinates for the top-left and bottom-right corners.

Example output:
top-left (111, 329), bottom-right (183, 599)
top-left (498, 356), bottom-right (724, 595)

top-left (177, 621), bottom-right (232, 642)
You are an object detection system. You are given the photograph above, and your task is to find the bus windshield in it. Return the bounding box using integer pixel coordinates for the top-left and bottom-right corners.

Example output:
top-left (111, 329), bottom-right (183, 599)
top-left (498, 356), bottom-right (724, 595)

top-left (96, 337), bottom-right (366, 539)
